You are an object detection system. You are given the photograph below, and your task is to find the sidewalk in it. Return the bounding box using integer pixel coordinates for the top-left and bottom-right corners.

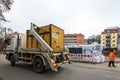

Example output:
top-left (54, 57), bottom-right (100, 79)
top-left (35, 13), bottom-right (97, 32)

top-left (73, 62), bottom-right (120, 72)
top-left (73, 57), bottom-right (120, 72)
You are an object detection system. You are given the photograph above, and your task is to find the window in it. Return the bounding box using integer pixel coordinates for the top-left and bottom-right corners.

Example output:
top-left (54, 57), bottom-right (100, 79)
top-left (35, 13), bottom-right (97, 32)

top-left (112, 44), bottom-right (115, 46)
top-left (5, 38), bottom-right (11, 45)
top-left (113, 40), bottom-right (115, 42)
top-left (106, 44), bottom-right (110, 46)
top-left (113, 36), bottom-right (115, 38)
top-left (107, 30), bottom-right (110, 33)
top-left (118, 34), bottom-right (120, 38)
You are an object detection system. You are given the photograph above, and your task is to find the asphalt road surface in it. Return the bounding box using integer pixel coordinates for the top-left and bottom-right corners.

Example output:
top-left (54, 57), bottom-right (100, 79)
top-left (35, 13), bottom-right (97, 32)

top-left (0, 54), bottom-right (120, 80)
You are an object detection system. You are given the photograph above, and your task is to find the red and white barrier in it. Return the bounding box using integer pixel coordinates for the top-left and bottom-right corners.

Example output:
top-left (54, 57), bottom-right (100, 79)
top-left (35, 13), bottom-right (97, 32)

top-left (69, 53), bottom-right (93, 62)
top-left (81, 54), bottom-right (93, 62)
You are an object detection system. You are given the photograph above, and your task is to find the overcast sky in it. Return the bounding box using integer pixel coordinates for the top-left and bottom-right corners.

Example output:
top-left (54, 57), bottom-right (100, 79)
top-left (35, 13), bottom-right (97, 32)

top-left (2, 0), bottom-right (120, 38)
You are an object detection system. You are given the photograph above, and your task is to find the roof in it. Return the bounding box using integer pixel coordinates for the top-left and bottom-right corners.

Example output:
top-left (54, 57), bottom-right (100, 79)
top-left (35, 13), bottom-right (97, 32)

top-left (65, 33), bottom-right (84, 37)
top-left (101, 27), bottom-right (120, 34)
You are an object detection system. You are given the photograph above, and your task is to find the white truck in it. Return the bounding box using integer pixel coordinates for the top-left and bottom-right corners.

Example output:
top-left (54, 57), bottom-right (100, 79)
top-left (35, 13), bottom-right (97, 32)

top-left (5, 23), bottom-right (70, 73)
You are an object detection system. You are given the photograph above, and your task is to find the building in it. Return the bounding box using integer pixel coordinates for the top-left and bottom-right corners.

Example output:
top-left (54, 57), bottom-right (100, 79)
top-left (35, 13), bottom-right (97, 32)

top-left (87, 35), bottom-right (100, 44)
top-left (100, 27), bottom-right (120, 50)
top-left (64, 33), bottom-right (84, 46)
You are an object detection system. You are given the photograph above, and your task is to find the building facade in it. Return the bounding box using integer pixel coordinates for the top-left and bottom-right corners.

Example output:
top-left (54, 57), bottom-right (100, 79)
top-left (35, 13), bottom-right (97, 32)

top-left (64, 33), bottom-right (84, 46)
top-left (87, 35), bottom-right (100, 44)
top-left (101, 27), bottom-right (120, 50)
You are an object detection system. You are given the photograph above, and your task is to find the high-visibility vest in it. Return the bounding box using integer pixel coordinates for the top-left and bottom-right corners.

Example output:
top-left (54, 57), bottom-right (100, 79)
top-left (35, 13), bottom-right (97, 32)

top-left (109, 52), bottom-right (115, 61)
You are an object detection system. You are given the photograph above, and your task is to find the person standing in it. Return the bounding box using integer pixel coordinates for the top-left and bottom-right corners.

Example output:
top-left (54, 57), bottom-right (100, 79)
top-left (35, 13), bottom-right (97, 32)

top-left (108, 49), bottom-right (116, 67)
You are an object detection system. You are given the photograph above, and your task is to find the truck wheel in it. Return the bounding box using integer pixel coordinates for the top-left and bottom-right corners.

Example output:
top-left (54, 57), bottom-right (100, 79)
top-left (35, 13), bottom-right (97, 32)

top-left (33, 58), bottom-right (45, 73)
top-left (10, 55), bottom-right (16, 66)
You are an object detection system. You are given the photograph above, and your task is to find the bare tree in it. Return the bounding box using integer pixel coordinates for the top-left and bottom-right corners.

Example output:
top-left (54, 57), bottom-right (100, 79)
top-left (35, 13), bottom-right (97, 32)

top-left (0, 0), bottom-right (13, 21)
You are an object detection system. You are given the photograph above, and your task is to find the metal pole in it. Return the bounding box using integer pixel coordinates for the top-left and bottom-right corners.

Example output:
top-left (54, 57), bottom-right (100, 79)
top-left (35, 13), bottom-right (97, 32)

top-left (4, 27), bottom-right (6, 53)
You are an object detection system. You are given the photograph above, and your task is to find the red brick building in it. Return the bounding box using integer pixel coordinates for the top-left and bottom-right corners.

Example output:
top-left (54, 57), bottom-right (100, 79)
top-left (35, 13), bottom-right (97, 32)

top-left (64, 33), bottom-right (85, 46)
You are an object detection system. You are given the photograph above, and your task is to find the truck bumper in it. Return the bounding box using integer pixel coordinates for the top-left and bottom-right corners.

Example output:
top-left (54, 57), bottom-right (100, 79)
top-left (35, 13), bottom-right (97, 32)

top-left (53, 60), bottom-right (71, 71)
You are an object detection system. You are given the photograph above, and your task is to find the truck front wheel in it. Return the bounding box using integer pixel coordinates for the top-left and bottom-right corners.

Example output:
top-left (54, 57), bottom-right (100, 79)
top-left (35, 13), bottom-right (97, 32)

top-left (10, 55), bottom-right (16, 66)
top-left (33, 58), bottom-right (45, 73)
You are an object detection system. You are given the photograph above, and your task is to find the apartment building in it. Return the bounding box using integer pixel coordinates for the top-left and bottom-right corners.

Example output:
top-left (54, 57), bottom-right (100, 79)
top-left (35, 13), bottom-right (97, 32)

top-left (64, 33), bottom-right (84, 46)
top-left (101, 27), bottom-right (120, 50)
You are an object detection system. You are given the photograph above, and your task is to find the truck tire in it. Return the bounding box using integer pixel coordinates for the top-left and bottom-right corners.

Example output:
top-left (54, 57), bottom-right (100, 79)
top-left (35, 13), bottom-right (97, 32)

top-left (33, 58), bottom-right (45, 73)
top-left (10, 55), bottom-right (16, 66)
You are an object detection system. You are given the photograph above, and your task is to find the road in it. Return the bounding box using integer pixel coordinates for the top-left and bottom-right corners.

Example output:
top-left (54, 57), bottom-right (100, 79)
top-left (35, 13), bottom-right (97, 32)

top-left (0, 54), bottom-right (120, 80)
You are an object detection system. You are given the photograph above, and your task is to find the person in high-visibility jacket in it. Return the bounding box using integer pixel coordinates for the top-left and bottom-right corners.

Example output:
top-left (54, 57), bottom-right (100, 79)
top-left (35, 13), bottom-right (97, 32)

top-left (108, 49), bottom-right (116, 67)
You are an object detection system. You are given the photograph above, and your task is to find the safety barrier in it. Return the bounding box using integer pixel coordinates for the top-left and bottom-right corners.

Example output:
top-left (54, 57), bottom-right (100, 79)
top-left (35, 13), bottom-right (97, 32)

top-left (69, 53), bottom-right (93, 63)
